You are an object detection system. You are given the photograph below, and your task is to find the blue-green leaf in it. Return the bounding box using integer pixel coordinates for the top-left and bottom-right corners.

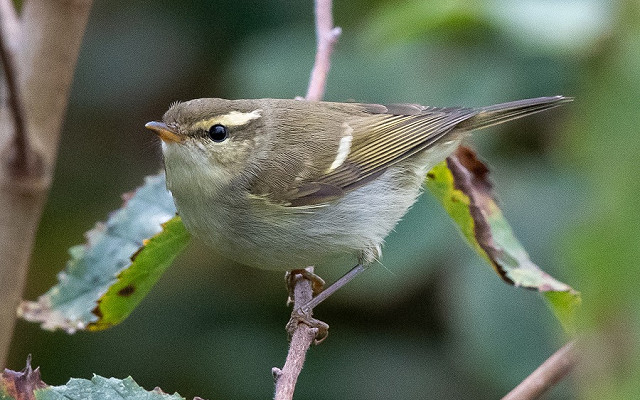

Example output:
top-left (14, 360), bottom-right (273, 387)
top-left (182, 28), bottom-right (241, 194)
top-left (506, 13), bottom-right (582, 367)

top-left (18, 174), bottom-right (190, 333)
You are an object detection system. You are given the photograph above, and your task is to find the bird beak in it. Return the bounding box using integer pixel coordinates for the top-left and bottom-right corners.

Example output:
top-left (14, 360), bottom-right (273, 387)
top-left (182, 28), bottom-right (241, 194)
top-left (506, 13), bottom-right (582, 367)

top-left (145, 121), bottom-right (182, 143)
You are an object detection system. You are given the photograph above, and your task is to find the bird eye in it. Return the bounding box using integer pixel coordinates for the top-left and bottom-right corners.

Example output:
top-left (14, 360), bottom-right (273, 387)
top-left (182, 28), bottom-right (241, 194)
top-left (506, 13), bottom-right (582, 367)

top-left (208, 124), bottom-right (228, 142)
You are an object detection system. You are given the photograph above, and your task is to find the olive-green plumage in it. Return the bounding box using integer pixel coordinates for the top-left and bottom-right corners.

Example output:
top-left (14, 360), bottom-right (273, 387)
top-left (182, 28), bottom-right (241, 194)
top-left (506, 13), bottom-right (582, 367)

top-left (147, 96), bottom-right (569, 271)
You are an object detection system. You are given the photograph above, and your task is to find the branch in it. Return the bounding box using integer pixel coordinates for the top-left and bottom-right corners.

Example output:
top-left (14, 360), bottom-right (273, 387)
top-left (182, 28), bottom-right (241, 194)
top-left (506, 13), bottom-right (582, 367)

top-left (0, 0), bottom-right (18, 45)
top-left (0, 0), bottom-right (93, 368)
top-left (305, 0), bottom-right (341, 101)
top-left (272, 0), bottom-right (340, 396)
top-left (0, 1), bottom-right (32, 178)
top-left (502, 341), bottom-right (577, 400)
top-left (272, 269), bottom-right (319, 400)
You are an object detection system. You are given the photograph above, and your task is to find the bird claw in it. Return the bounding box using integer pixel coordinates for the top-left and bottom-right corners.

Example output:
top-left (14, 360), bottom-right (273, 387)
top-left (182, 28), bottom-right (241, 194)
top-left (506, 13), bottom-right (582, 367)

top-left (286, 305), bottom-right (329, 344)
top-left (285, 269), bottom-right (325, 305)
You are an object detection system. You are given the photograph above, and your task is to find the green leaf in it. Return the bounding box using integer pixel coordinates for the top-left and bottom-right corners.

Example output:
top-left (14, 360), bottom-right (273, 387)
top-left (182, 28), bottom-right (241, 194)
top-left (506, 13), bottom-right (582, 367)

top-left (89, 216), bottom-right (190, 331)
top-left (18, 174), bottom-right (191, 333)
top-left (1, 359), bottom-right (190, 400)
top-left (425, 146), bottom-right (580, 333)
top-left (543, 291), bottom-right (581, 335)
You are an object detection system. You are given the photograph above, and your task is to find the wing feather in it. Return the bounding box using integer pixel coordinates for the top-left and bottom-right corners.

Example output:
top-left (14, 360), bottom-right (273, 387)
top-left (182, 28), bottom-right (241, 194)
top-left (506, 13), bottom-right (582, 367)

top-left (251, 96), bottom-right (570, 206)
top-left (317, 110), bottom-right (473, 190)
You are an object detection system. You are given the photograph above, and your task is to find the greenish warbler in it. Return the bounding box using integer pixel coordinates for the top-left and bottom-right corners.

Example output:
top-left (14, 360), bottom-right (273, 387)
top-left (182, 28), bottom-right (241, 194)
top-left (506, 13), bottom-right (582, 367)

top-left (145, 96), bottom-right (569, 297)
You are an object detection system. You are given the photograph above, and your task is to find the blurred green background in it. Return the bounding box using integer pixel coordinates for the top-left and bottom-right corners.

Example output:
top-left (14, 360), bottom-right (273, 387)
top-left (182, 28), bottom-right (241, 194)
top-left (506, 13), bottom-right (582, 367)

top-left (7, 0), bottom-right (640, 398)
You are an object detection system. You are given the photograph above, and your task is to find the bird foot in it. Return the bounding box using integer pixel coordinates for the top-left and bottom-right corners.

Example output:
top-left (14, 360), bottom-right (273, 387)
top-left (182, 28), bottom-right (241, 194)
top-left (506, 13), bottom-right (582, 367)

top-left (285, 269), bottom-right (325, 305)
top-left (286, 305), bottom-right (329, 344)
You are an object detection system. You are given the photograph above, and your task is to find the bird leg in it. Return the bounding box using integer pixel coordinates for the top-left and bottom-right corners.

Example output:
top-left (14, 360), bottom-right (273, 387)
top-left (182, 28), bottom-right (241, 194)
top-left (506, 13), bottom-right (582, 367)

top-left (285, 264), bottom-right (368, 343)
top-left (301, 263), bottom-right (367, 310)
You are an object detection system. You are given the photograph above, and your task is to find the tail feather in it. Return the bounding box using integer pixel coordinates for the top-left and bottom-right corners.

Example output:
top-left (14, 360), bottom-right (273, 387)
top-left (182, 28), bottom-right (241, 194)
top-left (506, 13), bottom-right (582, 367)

top-left (458, 96), bottom-right (572, 132)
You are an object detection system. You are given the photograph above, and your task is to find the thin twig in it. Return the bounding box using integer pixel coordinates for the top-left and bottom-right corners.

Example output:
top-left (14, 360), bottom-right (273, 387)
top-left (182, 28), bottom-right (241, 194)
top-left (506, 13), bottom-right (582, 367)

top-left (502, 341), bottom-right (577, 400)
top-left (273, 268), bottom-right (318, 400)
top-left (273, 1), bottom-right (340, 395)
top-left (305, 0), bottom-right (341, 101)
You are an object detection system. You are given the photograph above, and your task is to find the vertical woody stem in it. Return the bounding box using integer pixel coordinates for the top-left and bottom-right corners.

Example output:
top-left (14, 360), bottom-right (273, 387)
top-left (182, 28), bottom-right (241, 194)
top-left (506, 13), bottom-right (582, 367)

top-left (273, 0), bottom-right (341, 398)
top-left (305, 0), bottom-right (341, 102)
top-left (272, 269), bottom-right (318, 400)
top-left (0, 0), bottom-right (93, 368)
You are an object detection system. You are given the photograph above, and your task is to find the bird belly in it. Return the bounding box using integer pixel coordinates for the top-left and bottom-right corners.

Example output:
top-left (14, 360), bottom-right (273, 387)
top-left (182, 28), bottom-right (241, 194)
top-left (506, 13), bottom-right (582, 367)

top-left (169, 137), bottom-right (461, 271)
top-left (171, 165), bottom-right (426, 271)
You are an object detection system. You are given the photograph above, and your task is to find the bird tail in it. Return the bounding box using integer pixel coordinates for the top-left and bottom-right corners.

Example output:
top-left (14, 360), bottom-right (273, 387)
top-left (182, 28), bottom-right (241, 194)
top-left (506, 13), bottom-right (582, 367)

top-left (457, 96), bottom-right (572, 132)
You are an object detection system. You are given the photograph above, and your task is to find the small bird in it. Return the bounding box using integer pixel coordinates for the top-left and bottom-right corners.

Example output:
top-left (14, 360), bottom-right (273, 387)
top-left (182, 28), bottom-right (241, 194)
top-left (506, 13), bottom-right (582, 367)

top-left (146, 96), bottom-right (569, 308)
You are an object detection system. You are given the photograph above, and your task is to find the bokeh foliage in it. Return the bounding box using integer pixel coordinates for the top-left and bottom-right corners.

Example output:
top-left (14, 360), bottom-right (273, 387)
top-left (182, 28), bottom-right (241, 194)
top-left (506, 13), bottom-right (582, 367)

top-left (7, 0), bottom-right (637, 399)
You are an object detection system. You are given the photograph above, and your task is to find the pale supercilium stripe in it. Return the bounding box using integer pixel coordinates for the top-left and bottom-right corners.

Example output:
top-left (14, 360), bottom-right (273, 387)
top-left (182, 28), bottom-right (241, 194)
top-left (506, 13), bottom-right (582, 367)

top-left (191, 109), bottom-right (263, 131)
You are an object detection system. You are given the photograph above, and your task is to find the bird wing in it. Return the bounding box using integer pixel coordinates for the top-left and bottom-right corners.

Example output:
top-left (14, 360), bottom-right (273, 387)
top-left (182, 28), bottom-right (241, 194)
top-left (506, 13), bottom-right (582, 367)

top-left (313, 105), bottom-right (473, 191)
top-left (250, 96), bottom-right (569, 206)
top-left (248, 103), bottom-right (474, 206)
